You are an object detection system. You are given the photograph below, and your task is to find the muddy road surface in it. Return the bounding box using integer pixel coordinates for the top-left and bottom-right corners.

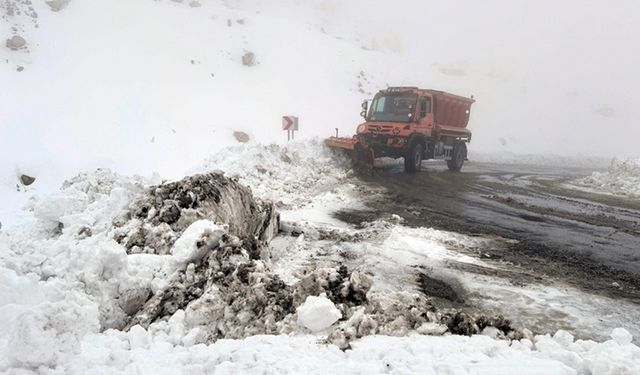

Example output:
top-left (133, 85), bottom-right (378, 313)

top-left (337, 160), bottom-right (640, 303)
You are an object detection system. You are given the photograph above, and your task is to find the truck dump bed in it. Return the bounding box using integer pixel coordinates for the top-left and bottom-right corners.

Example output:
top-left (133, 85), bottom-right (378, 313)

top-left (426, 90), bottom-right (475, 129)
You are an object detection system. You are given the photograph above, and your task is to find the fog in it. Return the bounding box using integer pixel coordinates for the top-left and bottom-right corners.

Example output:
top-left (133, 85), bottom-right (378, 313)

top-left (243, 0), bottom-right (640, 157)
top-left (1, 0), bottom-right (639, 185)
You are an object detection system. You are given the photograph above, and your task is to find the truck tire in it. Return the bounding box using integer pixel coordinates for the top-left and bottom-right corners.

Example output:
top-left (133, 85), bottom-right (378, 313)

top-left (447, 142), bottom-right (467, 172)
top-left (404, 142), bottom-right (423, 173)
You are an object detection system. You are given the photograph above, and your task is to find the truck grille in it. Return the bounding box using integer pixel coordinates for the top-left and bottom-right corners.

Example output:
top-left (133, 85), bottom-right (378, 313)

top-left (368, 125), bottom-right (394, 134)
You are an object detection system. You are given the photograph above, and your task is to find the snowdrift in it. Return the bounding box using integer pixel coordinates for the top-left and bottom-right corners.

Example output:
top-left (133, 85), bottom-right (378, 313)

top-left (573, 158), bottom-right (640, 197)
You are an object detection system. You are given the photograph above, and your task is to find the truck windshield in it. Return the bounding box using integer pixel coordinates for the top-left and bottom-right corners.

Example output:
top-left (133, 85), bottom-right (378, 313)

top-left (368, 93), bottom-right (417, 122)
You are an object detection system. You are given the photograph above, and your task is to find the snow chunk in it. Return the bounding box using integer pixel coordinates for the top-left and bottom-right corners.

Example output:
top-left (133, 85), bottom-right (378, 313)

top-left (553, 330), bottom-right (575, 346)
top-left (417, 322), bottom-right (448, 336)
top-left (611, 328), bottom-right (633, 345)
top-left (171, 220), bottom-right (223, 264)
top-left (297, 293), bottom-right (342, 332)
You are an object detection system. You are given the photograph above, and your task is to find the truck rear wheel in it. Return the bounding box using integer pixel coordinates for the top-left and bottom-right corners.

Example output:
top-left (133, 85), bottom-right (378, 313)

top-left (404, 142), bottom-right (423, 173)
top-left (447, 142), bottom-right (467, 172)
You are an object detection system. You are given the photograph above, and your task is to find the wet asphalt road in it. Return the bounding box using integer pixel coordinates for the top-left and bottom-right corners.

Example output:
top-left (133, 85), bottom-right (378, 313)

top-left (337, 160), bottom-right (640, 302)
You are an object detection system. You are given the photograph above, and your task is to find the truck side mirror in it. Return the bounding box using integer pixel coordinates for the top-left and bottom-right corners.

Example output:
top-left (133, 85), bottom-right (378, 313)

top-left (360, 101), bottom-right (368, 118)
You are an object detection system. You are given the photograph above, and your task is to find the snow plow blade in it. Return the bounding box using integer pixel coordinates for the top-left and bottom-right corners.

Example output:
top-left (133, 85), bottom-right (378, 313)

top-left (325, 136), bottom-right (375, 175)
top-left (324, 136), bottom-right (356, 151)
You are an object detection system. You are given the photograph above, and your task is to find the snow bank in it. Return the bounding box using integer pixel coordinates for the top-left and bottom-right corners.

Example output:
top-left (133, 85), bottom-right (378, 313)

top-left (2, 145), bottom-right (640, 373)
top-left (0, 169), bottom-right (148, 369)
top-left (197, 139), bottom-right (352, 208)
top-left (5, 327), bottom-right (639, 374)
top-left (572, 158), bottom-right (640, 197)
top-left (0, 168), bottom-right (284, 369)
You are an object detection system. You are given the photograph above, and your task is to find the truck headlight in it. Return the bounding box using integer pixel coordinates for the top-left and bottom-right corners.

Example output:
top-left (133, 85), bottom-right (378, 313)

top-left (357, 124), bottom-right (366, 133)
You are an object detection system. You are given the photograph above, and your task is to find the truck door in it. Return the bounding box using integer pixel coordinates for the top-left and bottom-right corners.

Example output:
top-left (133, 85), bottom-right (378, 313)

top-left (417, 96), bottom-right (434, 136)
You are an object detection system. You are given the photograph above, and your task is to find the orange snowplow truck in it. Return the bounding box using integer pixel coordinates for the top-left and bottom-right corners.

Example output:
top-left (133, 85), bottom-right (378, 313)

top-left (325, 87), bottom-right (475, 173)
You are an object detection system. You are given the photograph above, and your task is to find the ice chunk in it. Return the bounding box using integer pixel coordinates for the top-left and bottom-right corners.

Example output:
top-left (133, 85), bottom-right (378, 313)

top-left (611, 328), bottom-right (633, 345)
top-left (296, 293), bottom-right (341, 332)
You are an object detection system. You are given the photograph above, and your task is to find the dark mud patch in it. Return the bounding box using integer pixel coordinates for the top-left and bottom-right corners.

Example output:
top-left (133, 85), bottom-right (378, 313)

top-left (442, 311), bottom-right (521, 339)
top-left (498, 240), bottom-right (640, 301)
top-left (417, 272), bottom-right (464, 303)
top-left (332, 209), bottom-right (383, 229)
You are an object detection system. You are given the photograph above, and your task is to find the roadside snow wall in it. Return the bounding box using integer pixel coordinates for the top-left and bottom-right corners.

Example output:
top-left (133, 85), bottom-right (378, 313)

top-left (574, 158), bottom-right (640, 197)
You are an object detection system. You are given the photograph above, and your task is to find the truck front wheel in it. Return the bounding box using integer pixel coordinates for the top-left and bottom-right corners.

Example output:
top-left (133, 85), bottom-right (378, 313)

top-left (404, 142), bottom-right (423, 173)
top-left (447, 142), bottom-right (467, 172)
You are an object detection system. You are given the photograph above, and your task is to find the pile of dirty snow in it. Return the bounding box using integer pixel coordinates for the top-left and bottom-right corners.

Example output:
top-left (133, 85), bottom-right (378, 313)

top-left (2, 148), bottom-right (640, 373)
top-left (572, 158), bottom-right (640, 197)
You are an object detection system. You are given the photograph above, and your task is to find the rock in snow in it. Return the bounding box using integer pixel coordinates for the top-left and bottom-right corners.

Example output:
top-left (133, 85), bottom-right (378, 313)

top-left (242, 51), bottom-right (256, 66)
top-left (233, 131), bottom-right (250, 143)
top-left (45, 0), bottom-right (71, 12)
top-left (6, 35), bottom-right (26, 50)
top-left (297, 293), bottom-right (342, 332)
top-left (19, 174), bottom-right (35, 186)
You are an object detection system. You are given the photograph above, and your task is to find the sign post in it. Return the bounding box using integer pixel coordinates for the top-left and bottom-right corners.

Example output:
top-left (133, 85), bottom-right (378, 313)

top-left (282, 116), bottom-right (299, 141)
